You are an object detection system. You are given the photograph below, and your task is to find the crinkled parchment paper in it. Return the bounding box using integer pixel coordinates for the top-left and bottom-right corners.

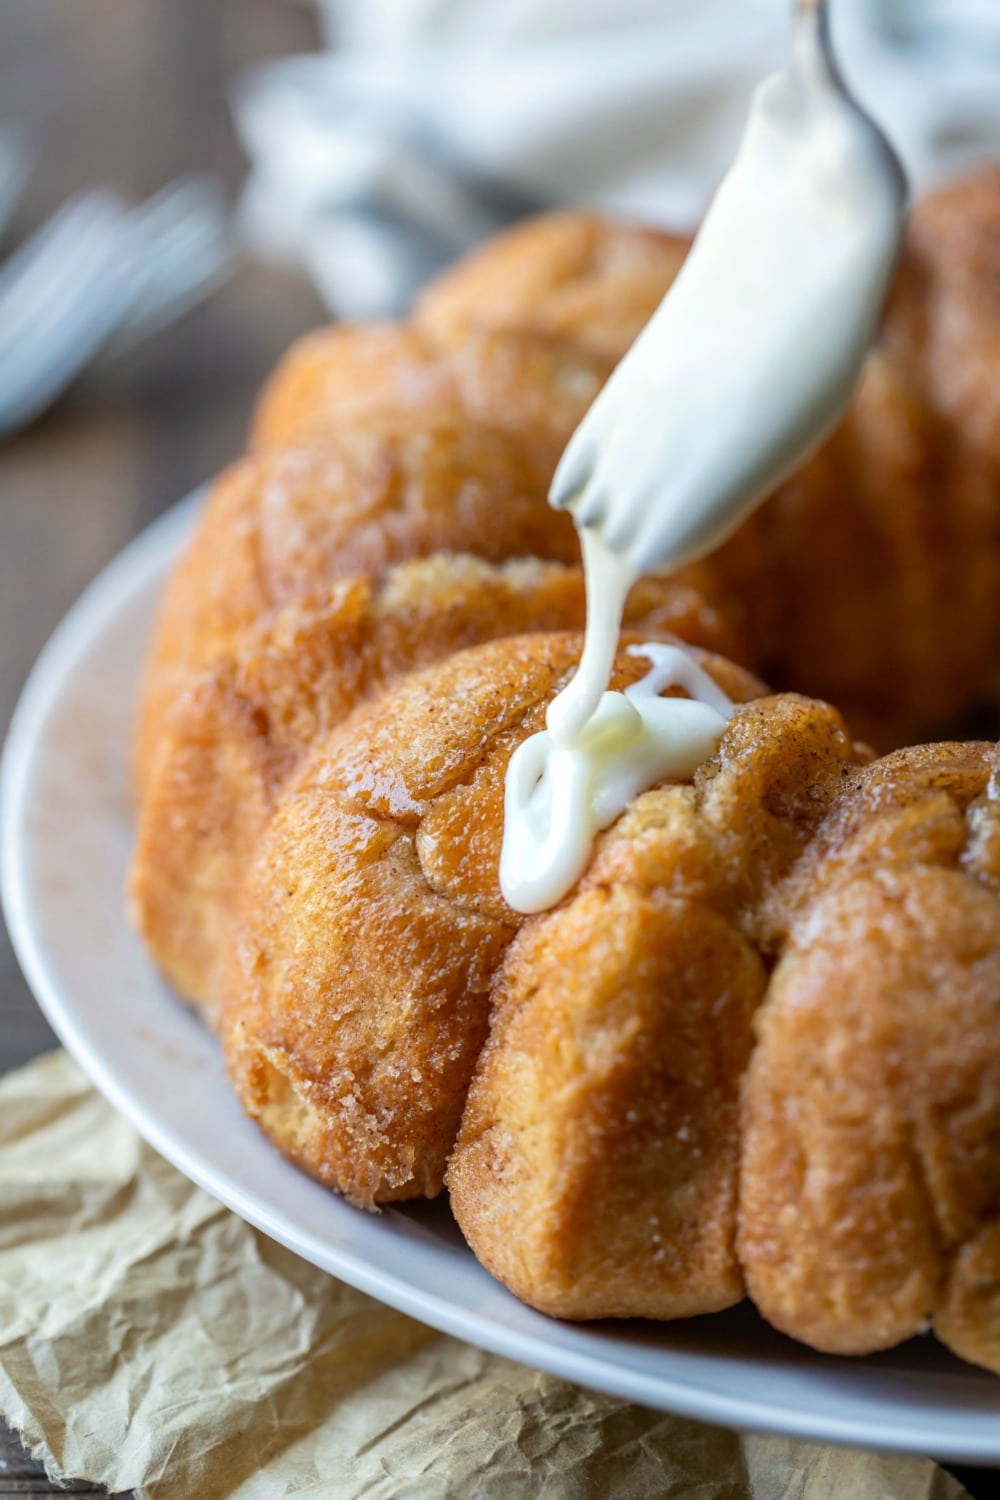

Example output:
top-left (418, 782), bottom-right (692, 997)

top-left (0, 1051), bottom-right (967, 1499)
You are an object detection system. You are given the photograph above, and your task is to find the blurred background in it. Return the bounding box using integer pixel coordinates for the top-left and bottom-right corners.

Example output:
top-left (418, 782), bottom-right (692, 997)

top-left (2, 0), bottom-right (1000, 1056)
top-left (0, 0), bottom-right (325, 1068)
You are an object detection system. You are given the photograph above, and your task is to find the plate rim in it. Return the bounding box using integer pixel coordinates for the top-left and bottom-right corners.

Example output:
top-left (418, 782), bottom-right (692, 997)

top-left (3, 493), bottom-right (999, 1464)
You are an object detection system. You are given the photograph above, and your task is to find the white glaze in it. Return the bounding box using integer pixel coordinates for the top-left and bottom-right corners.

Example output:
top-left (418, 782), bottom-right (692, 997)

top-left (500, 16), bottom-right (905, 916)
top-left (499, 642), bottom-right (733, 915)
top-left (545, 527), bottom-right (636, 748)
top-left (549, 15), bottom-right (906, 573)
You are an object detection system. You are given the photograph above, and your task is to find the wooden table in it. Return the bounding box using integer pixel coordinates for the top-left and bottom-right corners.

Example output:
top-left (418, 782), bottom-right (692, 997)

top-left (0, 2), bottom-right (324, 1490)
top-left (0, 3), bottom-right (994, 1496)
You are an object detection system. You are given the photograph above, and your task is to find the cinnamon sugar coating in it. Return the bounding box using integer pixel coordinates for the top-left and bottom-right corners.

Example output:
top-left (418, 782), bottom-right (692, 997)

top-left (131, 170), bottom-right (1000, 1370)
top-left (221, 635), bottom-right (763, 1222)
top-left (134, 415), bottom-right (577, 788)
top-left (739, 744), bottom-right (1000, 1372)
top-left (414, 211), bottom-right (690, 361)
top-left (449, 876), bottom-right (766, 1320)
top-left (251, 323), bottom-right (612, 474)
top-left (247, 170), bottom-right (1000, 741)
top-left (222, 633), bottom-right (1000, 1362)
top-left (132, 558), bottom-right (731, 1014)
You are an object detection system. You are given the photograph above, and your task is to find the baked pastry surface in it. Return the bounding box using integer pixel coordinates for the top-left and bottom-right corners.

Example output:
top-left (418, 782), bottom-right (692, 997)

top-left (135, 414), bottom-right (573, 788)
top-left (739, 742), bottom-right (1000, 1373)
top-left (220, 630), bottom-right (1000, 1364)
top-left (133, 558), bottom-right (731, 1012)
top-left (131, 169), bottom-right (1000, 1373)
top-left (221, 635), bottom-right (764, 1223)
top-left (247, 169), bottom-right (1000, 741)
top-left (217, 636), bottom-right (1000, 1374)
top-left (414, 211), bottom-right (690, 360)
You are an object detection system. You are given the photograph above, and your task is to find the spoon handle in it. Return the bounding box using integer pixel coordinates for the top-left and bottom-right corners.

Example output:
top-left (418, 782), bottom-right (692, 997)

top-left (796, 0), bottom-right (832, 55)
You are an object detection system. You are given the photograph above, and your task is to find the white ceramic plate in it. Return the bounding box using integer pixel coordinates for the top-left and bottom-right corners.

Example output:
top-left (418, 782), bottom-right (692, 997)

top-left (3, 496), bottom-right (999, 1464)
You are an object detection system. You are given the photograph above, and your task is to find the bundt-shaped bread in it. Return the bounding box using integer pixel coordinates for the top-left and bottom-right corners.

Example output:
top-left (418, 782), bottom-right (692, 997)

top-left (220, 632), bottom-right (1000, 1369)
top-left (132, 557), bottom-right (733, 1013)
top-left (131, 168), bottom-right (1000, 1376)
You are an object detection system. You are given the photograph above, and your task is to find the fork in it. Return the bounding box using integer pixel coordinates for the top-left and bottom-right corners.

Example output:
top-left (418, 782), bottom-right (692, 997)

top-left (0, 191), bottom-right (133, 437)
top-left (0, 179), bottom-right (231, 438)
top-left (99, 176), bottom-right (231, 359)
top-left (0, 128), bottom-right (29, 241)
top-left (547, 0), bottom-right (905, 578)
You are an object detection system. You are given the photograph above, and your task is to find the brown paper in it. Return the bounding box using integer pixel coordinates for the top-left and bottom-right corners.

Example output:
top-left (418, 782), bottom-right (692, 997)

top-left (0, 1051), bottom-right (968, 1500)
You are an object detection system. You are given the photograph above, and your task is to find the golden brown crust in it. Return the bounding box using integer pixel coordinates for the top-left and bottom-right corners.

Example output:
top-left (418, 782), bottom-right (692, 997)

top-left (936, 1225), bottom-right (1000, 1372)
top-left (132, 174), bottom-right (1000, 1366)
top-left (713, 354), bottom-right (990, 739)
top-left (739, 743), bottom-right (1000, 1368)
top-left (893, 165), bottom-right (1000, 470)
top-left (221, 634), bottom-right (765, 1210)
top-left (250, 321), bottom-right (612, 471)
top-left (244, 178), bottom-right (1000, 743)
top-left (132, 557), bottom-right (737, 1014)
top-left (415, 211), bottom-right (689, 362)
top-left (220, 623), bottom-right (1000, 1360)
top-left (226, 804), bottom-right (512, 1206)
top-left (134, 414), bottom-right (575, 789)
top-left (448, 871), bottom-right (765, 1321)
top-left (701, 162), bottom-right (1000, 739)
top-left (448, 686), bottom-right (862, 1319)
top-left (740, 864), bottom-right (1000, 1363)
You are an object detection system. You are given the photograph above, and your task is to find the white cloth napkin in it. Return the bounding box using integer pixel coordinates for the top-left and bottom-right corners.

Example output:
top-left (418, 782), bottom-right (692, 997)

top-left (234, 0), bottom-right (1000, 318)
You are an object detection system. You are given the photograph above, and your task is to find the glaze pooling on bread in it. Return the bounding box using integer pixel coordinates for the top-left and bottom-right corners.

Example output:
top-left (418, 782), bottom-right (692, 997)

top-left (499, 26), bottom-right (904, 912)
top-left (450, 685), bottom-right (872, 1322)
top-left (501, 640), bottom-right (735, 913)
